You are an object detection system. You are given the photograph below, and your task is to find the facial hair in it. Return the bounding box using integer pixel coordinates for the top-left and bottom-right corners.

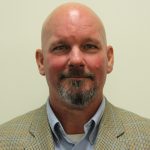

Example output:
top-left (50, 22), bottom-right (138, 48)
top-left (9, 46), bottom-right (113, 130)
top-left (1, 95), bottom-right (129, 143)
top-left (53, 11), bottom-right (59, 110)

top-left (57, 68), bottom-right (97, 107)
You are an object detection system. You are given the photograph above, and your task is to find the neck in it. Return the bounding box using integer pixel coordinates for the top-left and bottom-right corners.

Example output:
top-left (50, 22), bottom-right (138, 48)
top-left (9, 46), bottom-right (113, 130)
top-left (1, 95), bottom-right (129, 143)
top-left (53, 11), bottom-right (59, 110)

top-left (49, 95), bottom-right (103, 134)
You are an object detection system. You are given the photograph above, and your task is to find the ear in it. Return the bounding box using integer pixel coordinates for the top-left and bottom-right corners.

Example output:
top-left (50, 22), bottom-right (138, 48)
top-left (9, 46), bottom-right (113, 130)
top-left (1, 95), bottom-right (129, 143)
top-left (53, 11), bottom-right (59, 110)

top-left (35, 49), bottom-right (45, 75)
top-left (106, 45), bottom-right (114, 74)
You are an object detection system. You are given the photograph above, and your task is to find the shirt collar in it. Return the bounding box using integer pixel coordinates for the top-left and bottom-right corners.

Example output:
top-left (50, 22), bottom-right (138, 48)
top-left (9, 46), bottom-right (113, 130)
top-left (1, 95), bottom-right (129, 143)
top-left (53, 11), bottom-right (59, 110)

top-left (46, 100), bottom-right (60, 140)
top-left (87, 97), bottom-right (105, 144)
top-left (46, 97), bottom-right (106, 144)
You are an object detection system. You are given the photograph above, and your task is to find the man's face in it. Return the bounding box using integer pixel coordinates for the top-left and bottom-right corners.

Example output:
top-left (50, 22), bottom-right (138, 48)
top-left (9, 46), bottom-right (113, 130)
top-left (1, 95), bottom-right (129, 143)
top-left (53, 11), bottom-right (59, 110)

top-left (37, 10), bottom-right (113, 107)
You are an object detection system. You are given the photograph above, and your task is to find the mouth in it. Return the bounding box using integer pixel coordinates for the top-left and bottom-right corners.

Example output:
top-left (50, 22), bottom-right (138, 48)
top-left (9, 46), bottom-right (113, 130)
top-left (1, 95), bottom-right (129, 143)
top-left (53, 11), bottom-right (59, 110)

top-left (61, 76), bottom-right (94, 80)
top-left (59, 71), bottom-right (95, 81)
top-left (68, 77), bottom-right (87, 79)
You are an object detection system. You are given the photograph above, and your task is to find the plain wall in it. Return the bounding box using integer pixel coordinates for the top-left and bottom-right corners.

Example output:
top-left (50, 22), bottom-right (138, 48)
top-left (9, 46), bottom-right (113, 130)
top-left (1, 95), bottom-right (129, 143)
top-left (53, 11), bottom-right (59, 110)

top-left (0, 0), bottom-right (150, 124)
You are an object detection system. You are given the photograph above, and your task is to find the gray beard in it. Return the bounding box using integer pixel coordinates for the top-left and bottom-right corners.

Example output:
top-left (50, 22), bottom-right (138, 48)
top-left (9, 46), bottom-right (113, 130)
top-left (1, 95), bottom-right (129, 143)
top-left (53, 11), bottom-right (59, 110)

top-left (57, 80), bottom-right (97, 107)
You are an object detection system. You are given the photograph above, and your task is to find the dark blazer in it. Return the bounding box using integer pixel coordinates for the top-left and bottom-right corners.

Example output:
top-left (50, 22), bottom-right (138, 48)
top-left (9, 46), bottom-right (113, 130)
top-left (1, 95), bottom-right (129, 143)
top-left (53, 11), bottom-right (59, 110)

top-left (0, 100), bottom-right (150, 149)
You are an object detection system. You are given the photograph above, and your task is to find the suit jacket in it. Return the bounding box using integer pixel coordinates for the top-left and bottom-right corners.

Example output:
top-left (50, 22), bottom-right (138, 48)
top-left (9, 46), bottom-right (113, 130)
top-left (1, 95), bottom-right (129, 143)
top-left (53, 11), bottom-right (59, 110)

top-left (0, 100), bottom-right (150, 150)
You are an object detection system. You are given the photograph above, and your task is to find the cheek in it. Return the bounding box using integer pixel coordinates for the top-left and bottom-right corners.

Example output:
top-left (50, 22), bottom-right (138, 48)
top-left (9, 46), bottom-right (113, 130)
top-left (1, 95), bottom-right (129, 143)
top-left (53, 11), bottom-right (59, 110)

top-left (45, 55), bottom-right (67, 73)
top-left (86, 55), bottom-right (107, 73)
top-left (86, 54), bottom-right (108, 88)
top-left (44, 55), bottom-right (68, 86)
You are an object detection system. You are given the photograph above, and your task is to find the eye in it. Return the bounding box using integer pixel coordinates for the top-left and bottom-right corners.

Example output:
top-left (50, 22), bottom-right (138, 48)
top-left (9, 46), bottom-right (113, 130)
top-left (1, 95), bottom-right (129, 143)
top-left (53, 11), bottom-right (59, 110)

top-left (51, 44), bottom-right (70, 54)
top-left (82, 43), bottom-right (98, 52)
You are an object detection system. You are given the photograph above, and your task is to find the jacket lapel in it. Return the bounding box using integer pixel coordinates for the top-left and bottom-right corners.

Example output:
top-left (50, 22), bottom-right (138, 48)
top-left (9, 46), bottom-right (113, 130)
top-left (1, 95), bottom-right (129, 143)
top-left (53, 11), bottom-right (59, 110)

top-left (25, 105), bottom-right (54, 150)
top-left (95, 100), bottom-right (127, 150)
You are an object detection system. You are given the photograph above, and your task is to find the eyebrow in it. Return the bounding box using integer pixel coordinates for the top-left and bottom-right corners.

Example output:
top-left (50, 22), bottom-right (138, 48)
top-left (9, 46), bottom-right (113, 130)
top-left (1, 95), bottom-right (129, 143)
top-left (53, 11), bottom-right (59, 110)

top-left (48, 37), bottom-right (102, 48)
top-left (82, 37), bottom-right (101, 44)
top-left (50, 40), bottom-right (68, 46)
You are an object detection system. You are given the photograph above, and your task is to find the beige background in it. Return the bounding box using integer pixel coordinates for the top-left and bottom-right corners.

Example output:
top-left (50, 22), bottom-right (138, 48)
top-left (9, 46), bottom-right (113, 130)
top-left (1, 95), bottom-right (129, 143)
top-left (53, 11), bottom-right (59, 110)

top-left (0, 0), bottom-right (150, 124)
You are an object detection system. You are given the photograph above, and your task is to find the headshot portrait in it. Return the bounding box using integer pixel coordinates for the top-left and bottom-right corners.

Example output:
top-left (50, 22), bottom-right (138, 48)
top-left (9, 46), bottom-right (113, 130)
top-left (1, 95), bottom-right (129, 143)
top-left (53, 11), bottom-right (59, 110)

top-left (0, 1), bottom-right (150, 149)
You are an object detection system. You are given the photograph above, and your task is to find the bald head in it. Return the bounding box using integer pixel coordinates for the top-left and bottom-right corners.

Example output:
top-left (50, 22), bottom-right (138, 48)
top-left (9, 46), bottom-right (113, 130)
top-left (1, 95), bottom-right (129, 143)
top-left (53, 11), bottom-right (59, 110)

top-left (41, 2), bottom-right (107, 50)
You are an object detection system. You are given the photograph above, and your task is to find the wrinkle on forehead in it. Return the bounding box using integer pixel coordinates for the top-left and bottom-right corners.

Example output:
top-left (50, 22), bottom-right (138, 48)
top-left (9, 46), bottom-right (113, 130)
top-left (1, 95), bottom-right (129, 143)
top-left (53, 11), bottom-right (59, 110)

top-left (41, 2), bottom-right (107, 50)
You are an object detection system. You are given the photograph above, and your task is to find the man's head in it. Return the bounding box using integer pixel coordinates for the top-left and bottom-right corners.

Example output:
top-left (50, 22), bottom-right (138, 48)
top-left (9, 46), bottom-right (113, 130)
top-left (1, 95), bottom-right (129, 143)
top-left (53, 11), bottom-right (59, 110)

top-left (36, 2), bottom-right (114, 108)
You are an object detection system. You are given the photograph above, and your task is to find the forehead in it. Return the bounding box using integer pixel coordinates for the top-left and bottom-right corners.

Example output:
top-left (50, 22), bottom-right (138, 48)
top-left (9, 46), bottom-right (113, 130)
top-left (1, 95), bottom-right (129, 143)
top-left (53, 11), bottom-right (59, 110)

top-left (42, 7), bottom-right (106, 48)
top-left (49, 15), bottom-right (101, 39)
top-left (45, 24), bottom-right (103, 51)
top-left (53, 21), bottom-right (99, 38)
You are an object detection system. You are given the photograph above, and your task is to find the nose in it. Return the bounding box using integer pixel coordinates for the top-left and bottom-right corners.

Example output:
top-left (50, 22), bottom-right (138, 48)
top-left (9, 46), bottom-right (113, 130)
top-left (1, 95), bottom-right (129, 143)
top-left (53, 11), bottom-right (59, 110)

top-left (68, 46), bottom-right (84, 68)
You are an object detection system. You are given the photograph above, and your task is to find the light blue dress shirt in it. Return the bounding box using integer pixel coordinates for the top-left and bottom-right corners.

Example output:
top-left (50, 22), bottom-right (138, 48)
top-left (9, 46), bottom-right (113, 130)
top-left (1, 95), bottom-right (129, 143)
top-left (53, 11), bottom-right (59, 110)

top-left (46, 98), bottom-right (105, 150)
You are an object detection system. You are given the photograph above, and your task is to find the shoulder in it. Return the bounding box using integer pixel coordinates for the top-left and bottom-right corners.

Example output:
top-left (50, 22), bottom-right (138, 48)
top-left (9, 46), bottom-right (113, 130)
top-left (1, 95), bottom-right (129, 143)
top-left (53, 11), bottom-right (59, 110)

top-left (105, 100), bottom-right (150, 127)
top-left (0, 105), bottom-right (46, 148)
top-left (0, 105), bottom-right (46, 130)
top-left (96, 101), bottom-right (150, 149)
top-left (110, 102), bottom-right (150, 148)
top-left (114, 104), bottom-right (150, 128)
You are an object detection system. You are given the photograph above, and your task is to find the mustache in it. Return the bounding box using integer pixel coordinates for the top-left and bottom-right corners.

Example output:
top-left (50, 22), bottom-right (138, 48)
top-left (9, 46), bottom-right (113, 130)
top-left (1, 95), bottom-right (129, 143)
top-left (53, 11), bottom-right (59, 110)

top-left (59, 69), bottom-right (95, 80)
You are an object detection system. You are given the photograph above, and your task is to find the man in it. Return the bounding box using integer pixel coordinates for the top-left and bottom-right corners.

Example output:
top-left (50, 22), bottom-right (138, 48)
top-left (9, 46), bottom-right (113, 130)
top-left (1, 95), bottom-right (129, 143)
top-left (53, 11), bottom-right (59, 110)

top-left (0, 2), bottom-right (150, 150)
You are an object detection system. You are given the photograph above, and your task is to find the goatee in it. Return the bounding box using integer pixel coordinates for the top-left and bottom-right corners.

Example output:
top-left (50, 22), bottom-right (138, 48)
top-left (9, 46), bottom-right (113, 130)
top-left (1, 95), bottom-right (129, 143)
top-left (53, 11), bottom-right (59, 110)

top-left (57, 68), bottom-right (97, 107)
